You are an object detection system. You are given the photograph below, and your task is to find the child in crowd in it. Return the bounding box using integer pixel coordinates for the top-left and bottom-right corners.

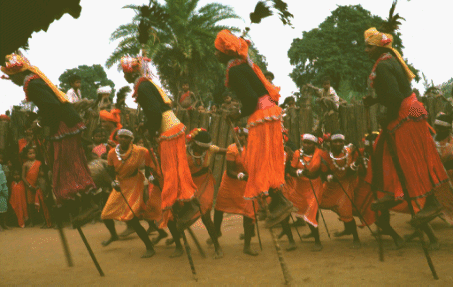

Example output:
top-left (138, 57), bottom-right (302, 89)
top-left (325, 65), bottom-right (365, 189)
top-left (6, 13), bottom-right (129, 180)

top-left (67, 74), bottom-right (82, 103)
top-left (34, 168), bottom-right (52, 228)
top-left (91, 128), bottom-right (108, 160)
top-left (0, 162), bottom-right (8, 231)
top-left (22, 146), bottom-right (41, 226)
top-left (9, 169), bottom-right (28, 228)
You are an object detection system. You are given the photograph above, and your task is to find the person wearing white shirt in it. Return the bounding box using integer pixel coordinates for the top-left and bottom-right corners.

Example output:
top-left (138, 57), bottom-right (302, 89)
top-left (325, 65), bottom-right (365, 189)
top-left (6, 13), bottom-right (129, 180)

top-left (67, 74), bottom-right (82, 103)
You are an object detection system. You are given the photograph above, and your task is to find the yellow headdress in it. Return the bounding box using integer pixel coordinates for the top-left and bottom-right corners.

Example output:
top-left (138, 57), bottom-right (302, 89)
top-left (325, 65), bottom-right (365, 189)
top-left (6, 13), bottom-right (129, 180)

top-left (364, 1), bottom-right (415, 82)
top-left (1, 54), bottom-right (68, 103)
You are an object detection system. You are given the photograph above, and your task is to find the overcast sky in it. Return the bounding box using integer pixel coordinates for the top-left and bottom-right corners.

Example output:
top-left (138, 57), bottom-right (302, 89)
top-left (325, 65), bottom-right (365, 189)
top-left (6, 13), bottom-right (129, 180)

top-left (1, 0), bottom-right (451, 113)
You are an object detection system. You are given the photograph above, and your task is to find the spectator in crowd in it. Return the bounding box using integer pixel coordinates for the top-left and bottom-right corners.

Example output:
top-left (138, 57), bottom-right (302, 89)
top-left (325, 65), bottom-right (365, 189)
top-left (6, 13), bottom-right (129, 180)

top-left (66, 74), bottom-right (82, 103)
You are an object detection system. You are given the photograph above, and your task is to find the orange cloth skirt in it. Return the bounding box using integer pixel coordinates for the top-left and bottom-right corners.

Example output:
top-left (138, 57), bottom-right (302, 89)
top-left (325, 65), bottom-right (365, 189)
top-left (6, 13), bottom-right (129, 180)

top-left (34, 189), bottom-right (52, 227)
top-left (9, 181), bottom-right (28, 228)
top-left (244, 104), bottom-right (285, 199)
top-left (289, 177), bottom-right (323, 227)
top-left (353, 178), bottom-right (376, 226)
top-left (158, 123), bottom-right (197, 210)
top-left (143, 184), bottom-right (162, 222)
top-left (215, 171), bottom-right (256, 220)
top-left (320, 177), bottom-right (357, 222)
top-left (194, 171), bottom-right (215, 215)
top-left (101, 173), bottom-right (146, 221)
top-left (366, 94), bottom-right (448, 199)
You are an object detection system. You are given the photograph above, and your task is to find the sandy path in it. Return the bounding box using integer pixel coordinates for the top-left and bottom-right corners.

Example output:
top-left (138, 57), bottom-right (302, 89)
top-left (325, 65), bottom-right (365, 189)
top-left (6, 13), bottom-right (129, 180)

top-left (1, 211), bottom-right (453, 285)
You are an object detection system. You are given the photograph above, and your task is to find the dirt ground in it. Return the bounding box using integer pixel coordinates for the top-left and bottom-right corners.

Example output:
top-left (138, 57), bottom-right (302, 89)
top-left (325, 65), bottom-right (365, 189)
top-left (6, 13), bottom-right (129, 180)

top-left (2, 211), bottom-right (453, 286)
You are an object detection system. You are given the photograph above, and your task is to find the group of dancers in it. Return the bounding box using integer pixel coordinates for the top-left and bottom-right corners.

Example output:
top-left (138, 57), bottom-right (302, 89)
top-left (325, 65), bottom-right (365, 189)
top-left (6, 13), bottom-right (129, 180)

top-left (1, 4), bottom-right (453, 280)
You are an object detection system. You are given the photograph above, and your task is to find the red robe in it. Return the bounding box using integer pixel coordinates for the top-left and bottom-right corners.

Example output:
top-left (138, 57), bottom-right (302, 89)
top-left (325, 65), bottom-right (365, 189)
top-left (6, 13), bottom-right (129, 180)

top-left (9, 181), bottom-right (28, 227)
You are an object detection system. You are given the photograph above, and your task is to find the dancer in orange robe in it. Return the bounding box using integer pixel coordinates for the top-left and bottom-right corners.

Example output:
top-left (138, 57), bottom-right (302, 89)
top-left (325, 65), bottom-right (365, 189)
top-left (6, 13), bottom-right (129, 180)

top-left (9, 170), bottom-right (28, 228)
top-left (215, 30), bottom-right (292, 228)
top-left (289, 133), bottom-right (324, 251)
top-left (121, 55), bottom-right (199, 235)
top-left (100, 129), bottom-right (156, 258)
top-left (183, 128), bottom-right (225, 258)
top-left (363, 24), bottom-right (453, 225)
top-left (320, 131), bottom-right (361, 248)
top-left (214, 127), bottom-right (258, 256)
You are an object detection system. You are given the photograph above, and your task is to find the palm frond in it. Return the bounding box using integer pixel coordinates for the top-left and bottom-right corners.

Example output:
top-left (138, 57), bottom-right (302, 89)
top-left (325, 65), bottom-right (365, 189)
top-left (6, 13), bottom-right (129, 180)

top-left (250, 1), bottom-right (273, 24)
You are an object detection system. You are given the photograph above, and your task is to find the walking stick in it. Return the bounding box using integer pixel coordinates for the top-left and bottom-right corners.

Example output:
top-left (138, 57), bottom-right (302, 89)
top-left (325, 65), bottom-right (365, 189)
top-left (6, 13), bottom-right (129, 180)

top-left (77, 227), bottom-right (105, 276)
top-left (383, 131), bottom-right (439, 280)
top-left (32, 129), bottom-right (73, 267)
top-left (365, 106), bottom-right (384, 262)
top-left (289, 214), bottom-right (304, 243)
top-left (252, 200), bottom-right (263, 251)
top-left (308, 178), bottom-right (331, 240)
top-left (263, 200), bottom-right (293, 285)
top-left (187, 227), bottom-right (207, 258)
top-left (173, 211), bottom-right (198, 282)
top-left (229, 119), bottom-right (264, 250)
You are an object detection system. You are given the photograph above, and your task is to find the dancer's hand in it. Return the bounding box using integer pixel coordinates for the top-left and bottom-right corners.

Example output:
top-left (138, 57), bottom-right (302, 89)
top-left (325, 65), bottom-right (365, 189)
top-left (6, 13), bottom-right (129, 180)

top-left (227, 108), bottom-right (242, 122)
top-left (111, 180), bottom-right (121, 192)
top-left (362, 96), bottom-right (376, 107)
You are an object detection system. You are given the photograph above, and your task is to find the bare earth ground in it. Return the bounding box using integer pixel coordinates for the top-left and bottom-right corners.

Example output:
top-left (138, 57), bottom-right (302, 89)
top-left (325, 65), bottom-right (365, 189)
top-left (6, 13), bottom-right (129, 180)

top-left (2, 211), bottom-right (453, 286)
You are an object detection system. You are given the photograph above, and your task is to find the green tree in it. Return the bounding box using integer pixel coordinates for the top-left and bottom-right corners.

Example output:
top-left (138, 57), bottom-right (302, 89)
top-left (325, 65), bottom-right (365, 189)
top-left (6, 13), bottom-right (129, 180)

top-left (58, 64), bottom-right (115, 100)
top-left (288, 5), bottom-right (419, 101)
top-left (107, 0), bottom-right (267, 105)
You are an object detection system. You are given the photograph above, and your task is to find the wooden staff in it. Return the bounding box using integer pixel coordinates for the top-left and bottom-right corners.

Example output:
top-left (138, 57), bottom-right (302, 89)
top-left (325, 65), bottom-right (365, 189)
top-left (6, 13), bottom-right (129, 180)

top-left (289, 214), bottom-right (304, 243)
top-left (187, 227), bottom-right (206, 258)
top-left (252, 200), bottom-right (263, 251)
top-left (31, 128), bottom-right (73, 268)
top-left (32, 124), bottom-right (104, 276)
top-left (383, 130), bottom-right (439, 280)
top-left (173, 210), bottom-right (198, 282)
top-left (365, 106), bottom-right (384, 262)
top-left (308, 178), bottom-right (331, 239)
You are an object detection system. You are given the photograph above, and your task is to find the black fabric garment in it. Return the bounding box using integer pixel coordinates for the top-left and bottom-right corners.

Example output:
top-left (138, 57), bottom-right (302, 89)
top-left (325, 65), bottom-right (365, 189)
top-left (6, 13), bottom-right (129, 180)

top-left (374, 57), bottom-right (413, 120)
top-left (135, 80), bottom-right (171, 136)
top-left (27, 78), bottom-right (82, 135)
top-left (228, 63), bottom-right (269, 117)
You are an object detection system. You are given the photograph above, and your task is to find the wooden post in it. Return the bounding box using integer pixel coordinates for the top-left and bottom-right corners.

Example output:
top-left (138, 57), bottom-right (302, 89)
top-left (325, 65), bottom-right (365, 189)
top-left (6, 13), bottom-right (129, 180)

top-left (209, 114), bottom-right (221, 171)
top-left (299, 102), bottom-right (313, 136)
top-left (189, 109), bottom-right (200, 132)
top-left (288, 107), bottom-right (300, 147)
top-left (199, 112), bottom-right (210, 130)
top-left (354, 101), bottom-right (367, 147)
top-left (212, 111), bottom-right (229, 191)
top-left (340, 103), bottom-right (357, 146)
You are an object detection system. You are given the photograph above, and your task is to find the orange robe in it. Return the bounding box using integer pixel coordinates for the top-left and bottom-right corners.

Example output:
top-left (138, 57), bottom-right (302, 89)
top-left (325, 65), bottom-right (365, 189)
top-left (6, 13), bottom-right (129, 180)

top-left (9, 181), bottom-right (28, 228)
top-left (353, 149), bottom-right (376, 226)
top-left (35, 182), bottom-right (52, 227)
top-left (215, 144), bottom-right (256, 219)
top-left (18, 138), bottom-right (29, 154)
top-left (244, 97), bottom-right (285, 199)
top-left (187, 145), bottom-right (218, 215)
top-left (25, 160), bottom-right (41, 204)
top-left (320, 147), bottom-right (358, 223)
top-left (101, 145), bottom-right (151, 221)
top-left (290, 148), bottom-right (323, 227)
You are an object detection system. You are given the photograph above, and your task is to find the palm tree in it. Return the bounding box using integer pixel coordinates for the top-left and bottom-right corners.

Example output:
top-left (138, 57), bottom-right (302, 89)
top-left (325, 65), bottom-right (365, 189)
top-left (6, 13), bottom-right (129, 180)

top-left (107, 0), bottom-right (240, 103)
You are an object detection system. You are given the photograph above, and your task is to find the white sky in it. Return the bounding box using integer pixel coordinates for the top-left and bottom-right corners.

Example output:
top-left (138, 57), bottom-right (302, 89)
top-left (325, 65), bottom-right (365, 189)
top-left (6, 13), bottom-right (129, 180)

top-left (1, 0), bottom-right (451, 113)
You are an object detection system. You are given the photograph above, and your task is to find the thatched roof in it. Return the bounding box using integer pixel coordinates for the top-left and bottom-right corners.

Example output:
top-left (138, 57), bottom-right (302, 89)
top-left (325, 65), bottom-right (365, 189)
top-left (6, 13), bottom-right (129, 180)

top-left (0, 0), bottom-right (82, 60)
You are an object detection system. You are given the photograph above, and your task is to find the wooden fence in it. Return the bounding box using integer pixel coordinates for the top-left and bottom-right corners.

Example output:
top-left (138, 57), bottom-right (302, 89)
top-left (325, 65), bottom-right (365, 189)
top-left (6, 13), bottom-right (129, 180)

top-left (2, 94), bottom-right (450, 191)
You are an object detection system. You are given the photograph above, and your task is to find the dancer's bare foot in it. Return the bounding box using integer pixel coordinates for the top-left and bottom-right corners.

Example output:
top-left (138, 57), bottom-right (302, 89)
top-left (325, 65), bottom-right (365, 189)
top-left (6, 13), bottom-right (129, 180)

top-left (165, 238), bottom-right (175, 246)
top-left (391, 237), bottom-right (405, 250)
top-left (351, 240), bottom-right (362, 249)
top-left (429, 241), bottom-right (440, 251)
top-left (243, 246), bottom-right (259, 256)
top-left (286, 241), bottom-right (297, 252)
top-left (152, 232), bottom-right (168, 245)
top-left (302, 232), bottom-right (314, 239)
top-left (119, 226), bottom-right (136, 238)
top-left (213, 248), bottom-right (224, 259)
top-left (141, 248), bottom-right (156, 258)
top-left (312, 242), bottom-right (323, 252)
top-left (102, 236), bottom-right (119, 247)
top-left (170, 246), bottom-right (184, 258)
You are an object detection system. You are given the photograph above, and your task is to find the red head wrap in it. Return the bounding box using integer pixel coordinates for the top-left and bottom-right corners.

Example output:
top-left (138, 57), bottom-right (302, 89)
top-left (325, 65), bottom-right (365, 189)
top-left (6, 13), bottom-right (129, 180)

top-left (99, 109), bottom-right (122, 129)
